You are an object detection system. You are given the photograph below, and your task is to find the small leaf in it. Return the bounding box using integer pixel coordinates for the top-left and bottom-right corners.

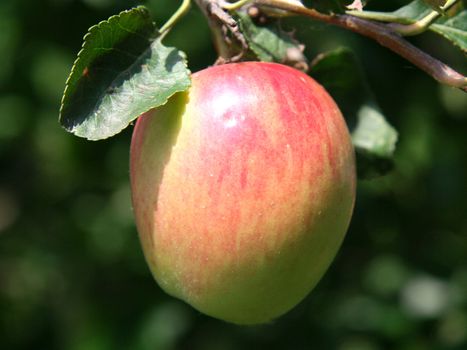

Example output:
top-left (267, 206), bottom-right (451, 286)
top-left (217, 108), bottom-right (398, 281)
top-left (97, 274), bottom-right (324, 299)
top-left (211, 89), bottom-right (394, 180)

top-left (60, 6), bottom-right (191, 140)
top-left (310, 48), bottom-right (398, 179)
top-left (236, 10), bottom-right (308, 69)
top-left (352, 106), bottom-right (397, 158)
top-left (392, 0), bottom-right (431, 20)
top-left (352, 105), bottom-right (398, 178)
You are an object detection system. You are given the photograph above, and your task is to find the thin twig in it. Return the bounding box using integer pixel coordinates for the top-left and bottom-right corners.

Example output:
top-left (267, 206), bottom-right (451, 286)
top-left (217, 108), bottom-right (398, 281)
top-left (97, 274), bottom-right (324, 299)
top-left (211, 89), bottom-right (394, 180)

top-left (160, 0), bottom-right (192, 34)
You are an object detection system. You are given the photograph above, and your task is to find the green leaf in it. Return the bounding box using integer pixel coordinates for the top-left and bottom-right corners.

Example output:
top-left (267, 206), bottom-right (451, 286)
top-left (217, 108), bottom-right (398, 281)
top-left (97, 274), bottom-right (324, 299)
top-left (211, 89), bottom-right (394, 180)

top-left (236, 10), bottom-right (308, 69)
top-left (352, 105), bottom-right (398, 178)
top-left (431, 10), bottom-right (467, 52)
top-left (352, 106), bottom-right (397, 158)
top-left (59, 6), bottom-right (191, 140)
top-left (310, 48), bottom-right (398, 179)
top-left (392, 0), bottom-right (433, 22)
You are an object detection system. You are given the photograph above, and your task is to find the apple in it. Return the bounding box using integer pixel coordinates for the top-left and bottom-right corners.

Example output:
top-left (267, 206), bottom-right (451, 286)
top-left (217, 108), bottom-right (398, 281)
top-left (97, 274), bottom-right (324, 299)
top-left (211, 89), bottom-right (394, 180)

top-left (130, 62), bottom-right (356, 325)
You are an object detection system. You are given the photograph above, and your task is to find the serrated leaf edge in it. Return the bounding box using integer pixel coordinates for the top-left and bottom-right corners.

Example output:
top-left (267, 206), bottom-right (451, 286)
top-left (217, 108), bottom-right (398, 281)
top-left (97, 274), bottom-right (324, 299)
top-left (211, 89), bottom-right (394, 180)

top-left (73, 39), bottom-right (191, 141)
top-left (59, 6), bottom-right (154, 124)
top-left (430, 23), bottom-right (467, 53)
top-left (236, 11), bottom-right (306, 64)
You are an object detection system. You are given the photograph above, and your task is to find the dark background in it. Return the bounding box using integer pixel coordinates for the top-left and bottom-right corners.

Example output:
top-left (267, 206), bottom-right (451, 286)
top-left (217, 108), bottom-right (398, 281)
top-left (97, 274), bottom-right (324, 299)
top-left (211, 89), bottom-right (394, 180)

top-left (1, 0), bottom-right (466, 349)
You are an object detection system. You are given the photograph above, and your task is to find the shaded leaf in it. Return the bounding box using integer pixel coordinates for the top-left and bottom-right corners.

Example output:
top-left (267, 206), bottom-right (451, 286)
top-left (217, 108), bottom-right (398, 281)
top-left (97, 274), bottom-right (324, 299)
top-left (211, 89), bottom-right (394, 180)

top-left (310, 48), bottom-right (398, 179)
top-left (236, 10), bottom-right (308, 69)
top-left (431, 10), bottom-right (467, 52)
top-left (352, 106), bottom-right (397, 158)
top-left (352, 105), bottom-right (398, 178)
top-left (60, 6), bottom-right (191, 140)
top-left (392, 0), bottom-right (433, 22)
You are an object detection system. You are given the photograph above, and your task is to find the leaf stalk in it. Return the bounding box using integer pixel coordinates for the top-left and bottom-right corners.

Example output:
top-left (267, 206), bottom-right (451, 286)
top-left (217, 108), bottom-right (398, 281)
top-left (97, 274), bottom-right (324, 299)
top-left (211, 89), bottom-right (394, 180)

top-left (160, 0), bottom-right (192, 34)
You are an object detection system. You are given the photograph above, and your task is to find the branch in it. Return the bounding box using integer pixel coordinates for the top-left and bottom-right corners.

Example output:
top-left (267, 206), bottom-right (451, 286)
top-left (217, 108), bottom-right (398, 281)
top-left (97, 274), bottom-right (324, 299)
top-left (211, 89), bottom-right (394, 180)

top-left (335, 15), bottom-right (467, 91)
top-left (255, 0), bottom-right (466, 90)
top-left (251, 0), bottom-right (467, 91)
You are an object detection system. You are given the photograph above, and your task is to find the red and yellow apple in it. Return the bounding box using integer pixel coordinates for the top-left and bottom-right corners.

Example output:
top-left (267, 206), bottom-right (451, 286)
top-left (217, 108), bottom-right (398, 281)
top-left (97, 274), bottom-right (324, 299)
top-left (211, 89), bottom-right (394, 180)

top-left (130, 62), bottom-right (356, 324)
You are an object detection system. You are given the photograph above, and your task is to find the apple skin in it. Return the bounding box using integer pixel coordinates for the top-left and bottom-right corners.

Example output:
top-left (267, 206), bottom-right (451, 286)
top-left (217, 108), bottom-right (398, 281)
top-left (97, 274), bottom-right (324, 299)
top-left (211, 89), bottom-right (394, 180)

top-left (130, 62), bottom-right (356, 325)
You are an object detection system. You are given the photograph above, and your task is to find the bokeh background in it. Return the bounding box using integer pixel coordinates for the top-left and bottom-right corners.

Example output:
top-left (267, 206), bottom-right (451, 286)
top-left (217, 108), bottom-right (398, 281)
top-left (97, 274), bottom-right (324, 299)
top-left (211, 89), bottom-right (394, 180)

top-left (1, 0), bottom-right (466, 349)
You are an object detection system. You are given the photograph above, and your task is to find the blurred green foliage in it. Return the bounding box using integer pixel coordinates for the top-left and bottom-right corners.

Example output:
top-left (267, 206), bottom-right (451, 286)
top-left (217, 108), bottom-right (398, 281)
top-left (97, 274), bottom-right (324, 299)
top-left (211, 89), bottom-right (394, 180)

top-left (0, 0), bottom-right (466, 349)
